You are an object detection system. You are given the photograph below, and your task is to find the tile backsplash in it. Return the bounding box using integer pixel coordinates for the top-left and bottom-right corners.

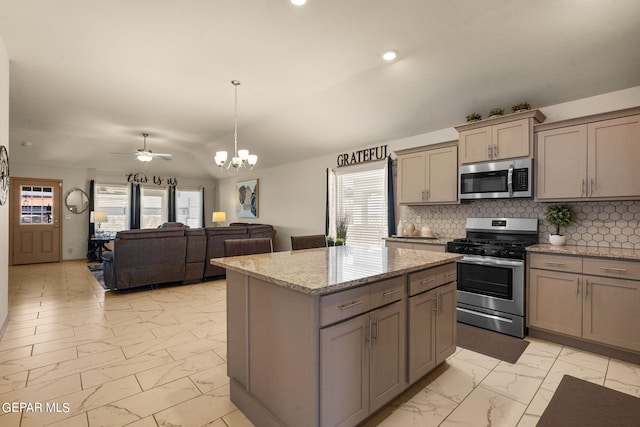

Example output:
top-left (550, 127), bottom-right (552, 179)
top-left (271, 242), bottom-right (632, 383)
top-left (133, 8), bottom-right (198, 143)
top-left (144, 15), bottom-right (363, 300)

top-left (400, 200), bottom-right (640, 249)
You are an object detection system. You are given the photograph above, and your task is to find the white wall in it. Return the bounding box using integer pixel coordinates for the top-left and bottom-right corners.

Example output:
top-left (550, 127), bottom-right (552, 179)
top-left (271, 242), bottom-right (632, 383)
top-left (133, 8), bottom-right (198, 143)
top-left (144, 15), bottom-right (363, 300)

top-left (0, 35), bottom-right (9, 333)
top-left (9, 162), bottom-right (216, 260)
top-left (217, 85), bottom-right (640, 251)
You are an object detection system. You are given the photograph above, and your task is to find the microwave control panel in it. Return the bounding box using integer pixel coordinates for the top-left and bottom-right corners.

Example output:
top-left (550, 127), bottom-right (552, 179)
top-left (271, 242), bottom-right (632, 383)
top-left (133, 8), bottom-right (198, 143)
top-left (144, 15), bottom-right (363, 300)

top-left (513, 168), bottom-right (528, 191)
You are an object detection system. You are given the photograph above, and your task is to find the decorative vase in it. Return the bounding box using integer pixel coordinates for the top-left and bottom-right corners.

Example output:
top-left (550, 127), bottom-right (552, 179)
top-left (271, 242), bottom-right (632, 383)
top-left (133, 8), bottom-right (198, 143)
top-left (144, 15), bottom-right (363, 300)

top-left (397, 220), bottom-right (404, 236)
top-left (549, 234), bottom-right (568, 246)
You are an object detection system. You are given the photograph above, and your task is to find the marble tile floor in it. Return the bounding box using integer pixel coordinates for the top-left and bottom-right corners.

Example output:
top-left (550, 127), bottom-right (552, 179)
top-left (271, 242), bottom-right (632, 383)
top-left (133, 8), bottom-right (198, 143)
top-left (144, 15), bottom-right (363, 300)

top-left (0, 260), bottom-right (638, 427)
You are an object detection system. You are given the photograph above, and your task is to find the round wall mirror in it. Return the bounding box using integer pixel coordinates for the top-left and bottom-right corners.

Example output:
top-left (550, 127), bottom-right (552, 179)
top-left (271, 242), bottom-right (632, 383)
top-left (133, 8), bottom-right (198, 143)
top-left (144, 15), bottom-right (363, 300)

top-left (65, 188), bottom-right (89, 214)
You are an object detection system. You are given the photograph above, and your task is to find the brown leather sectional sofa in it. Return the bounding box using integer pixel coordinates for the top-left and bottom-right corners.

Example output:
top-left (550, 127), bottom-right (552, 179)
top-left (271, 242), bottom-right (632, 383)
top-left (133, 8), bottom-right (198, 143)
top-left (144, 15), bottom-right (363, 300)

top-left (102, 222), bottom-right (276, 291)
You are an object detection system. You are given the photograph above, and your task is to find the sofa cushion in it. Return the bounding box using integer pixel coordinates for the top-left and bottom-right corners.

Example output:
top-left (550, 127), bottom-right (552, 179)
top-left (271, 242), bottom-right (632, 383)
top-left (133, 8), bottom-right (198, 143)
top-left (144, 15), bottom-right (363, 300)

top-left (117, 228), bottom-right (185, 239)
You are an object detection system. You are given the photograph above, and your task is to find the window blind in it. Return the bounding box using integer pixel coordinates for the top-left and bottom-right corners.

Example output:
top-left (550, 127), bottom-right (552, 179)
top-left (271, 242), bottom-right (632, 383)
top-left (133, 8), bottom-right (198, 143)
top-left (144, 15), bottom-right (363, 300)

top-left (141, 187), bottom-right (167, 229)
top-left (176, 188), bottom-right (203, 227)
top-left (94, 183), bottom-right (130, 233)
top-left (336, 166), bottom-right (388, 246)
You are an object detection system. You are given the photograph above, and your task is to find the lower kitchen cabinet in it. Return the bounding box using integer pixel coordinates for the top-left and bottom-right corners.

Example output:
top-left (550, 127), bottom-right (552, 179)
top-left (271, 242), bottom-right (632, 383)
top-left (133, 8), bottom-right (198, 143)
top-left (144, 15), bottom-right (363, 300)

top-left (408, 282), bottom-right (456, 383)
top-left (320, 300), bottom-right (406, 427)
top-left (528, 252), bottom-right (640, 353)
top-left (529, 269), bottom-right (582, 337)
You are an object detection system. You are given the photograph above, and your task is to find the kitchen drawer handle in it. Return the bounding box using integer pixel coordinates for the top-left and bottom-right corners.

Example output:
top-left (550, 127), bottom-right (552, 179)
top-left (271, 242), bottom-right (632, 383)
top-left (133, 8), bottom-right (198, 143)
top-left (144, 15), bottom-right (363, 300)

top-left (445, 272), bottom-right (455, 277)
top-left (339, 300), bottom-right (364, 311)
top-left (420, 278), bottom-right (436, 285)
top-left (383, 289), bottom-right (401, 297)
top-left (544, 262), bottom-right (566, 266)
top-left (599, 267), bottom-right (627, 273)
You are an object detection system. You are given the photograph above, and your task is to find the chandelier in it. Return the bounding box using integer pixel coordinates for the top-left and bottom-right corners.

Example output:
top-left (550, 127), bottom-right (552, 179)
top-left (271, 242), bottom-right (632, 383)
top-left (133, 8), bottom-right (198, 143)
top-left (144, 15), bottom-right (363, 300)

top-left (214, 80), bottom-right (258, 170)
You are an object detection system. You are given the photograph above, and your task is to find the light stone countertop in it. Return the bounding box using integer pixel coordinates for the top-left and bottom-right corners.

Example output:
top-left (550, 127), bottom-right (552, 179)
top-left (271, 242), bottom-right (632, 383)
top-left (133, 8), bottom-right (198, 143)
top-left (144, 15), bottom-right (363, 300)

top-left (527, 244), bottom-right (640, 261)
top-left (211, 244), bottom-right (462, 295)
top-left (383, 236), bottom-right (458, 245)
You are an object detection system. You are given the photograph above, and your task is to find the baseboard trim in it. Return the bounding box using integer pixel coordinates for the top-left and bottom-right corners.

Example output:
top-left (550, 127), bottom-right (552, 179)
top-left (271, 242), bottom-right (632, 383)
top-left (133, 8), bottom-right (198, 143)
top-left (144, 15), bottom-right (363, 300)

top-left (528, 328), bottom-right (640, 365)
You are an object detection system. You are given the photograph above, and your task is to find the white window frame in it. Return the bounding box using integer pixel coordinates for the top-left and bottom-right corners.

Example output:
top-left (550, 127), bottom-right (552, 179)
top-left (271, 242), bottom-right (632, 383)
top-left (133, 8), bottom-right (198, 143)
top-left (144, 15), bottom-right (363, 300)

top-left (94, 183), bottom-right (130, 233)
top-left (176, 187), bottom-right (203, 227)
top-left (140, 186), bottom-right (168, 229)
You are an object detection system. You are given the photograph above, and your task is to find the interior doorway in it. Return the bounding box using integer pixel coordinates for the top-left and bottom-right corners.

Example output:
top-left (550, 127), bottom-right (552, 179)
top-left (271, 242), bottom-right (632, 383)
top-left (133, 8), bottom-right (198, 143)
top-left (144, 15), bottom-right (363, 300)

top-left (10, 177), bottom-right (62, 265)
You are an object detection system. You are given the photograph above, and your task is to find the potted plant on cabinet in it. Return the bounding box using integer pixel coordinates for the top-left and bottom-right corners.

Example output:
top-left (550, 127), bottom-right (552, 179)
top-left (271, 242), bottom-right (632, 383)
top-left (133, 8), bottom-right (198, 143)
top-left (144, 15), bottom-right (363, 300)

top-left (466, 112), bottom-right (482, 122)
top-left (544, 204), bottom-right (577, 246)
top-left (489, 108), bottom-right (504, 118)
top-left (512, 102), bottom-right (531, 113)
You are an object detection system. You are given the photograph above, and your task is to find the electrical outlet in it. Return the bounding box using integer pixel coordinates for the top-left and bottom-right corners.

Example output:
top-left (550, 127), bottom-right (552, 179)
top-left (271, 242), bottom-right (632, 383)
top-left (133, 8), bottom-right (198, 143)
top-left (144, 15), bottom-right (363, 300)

top-left (416, 215), bottom-right (421, 223)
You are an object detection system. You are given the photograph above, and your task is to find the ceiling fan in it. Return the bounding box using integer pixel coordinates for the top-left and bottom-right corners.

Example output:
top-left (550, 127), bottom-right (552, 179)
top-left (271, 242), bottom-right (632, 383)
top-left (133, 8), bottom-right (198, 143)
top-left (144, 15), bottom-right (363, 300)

top-left (135, 133), bottom-right (172, 162)
top-left (112, 133), bottom-right (173, 162)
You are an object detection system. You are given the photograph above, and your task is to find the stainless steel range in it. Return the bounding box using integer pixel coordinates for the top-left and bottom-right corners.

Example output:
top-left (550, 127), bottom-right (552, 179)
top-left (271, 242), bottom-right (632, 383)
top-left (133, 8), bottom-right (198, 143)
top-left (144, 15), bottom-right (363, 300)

top-left (446, 218), bottom-right (539, 338)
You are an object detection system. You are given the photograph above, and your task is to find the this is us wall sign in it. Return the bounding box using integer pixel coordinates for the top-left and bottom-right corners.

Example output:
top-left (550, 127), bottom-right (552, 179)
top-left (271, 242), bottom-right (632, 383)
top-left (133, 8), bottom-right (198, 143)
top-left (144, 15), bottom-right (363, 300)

top-left (336, 145), bottom-right (388, 168)
top-left (127, 173), bottom-right (178, 186)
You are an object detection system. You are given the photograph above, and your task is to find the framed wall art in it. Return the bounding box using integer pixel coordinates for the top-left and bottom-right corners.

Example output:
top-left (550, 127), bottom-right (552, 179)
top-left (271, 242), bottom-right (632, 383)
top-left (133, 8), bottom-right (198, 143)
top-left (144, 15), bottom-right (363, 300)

top-left (235, 179), bottom-right (258, 218)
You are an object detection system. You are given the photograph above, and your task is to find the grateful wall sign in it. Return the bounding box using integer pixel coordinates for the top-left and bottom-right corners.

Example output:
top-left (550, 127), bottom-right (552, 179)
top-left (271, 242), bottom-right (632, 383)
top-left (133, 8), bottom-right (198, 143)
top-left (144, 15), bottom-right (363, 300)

top-left (336, 144), bottom-right (388, 168)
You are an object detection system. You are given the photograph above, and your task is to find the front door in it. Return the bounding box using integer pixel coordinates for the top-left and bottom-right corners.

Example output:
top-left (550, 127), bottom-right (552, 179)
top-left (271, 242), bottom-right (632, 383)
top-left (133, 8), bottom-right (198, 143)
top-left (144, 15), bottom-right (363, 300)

top-left (10, 177), bottom-right (62, 265)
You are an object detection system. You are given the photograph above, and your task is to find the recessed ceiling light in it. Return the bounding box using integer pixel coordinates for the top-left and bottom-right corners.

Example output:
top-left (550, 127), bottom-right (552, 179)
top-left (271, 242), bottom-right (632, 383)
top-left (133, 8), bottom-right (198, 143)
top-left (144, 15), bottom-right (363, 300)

top-left (382, 50), bottom-right (398, 61)
top-left (291, 0), bottom-right (307, 5)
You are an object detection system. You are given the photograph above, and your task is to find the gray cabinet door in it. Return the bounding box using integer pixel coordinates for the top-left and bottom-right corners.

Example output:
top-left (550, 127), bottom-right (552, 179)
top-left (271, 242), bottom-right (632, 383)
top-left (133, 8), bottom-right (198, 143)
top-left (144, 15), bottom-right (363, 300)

top-left (369, 301), bottom-right (406, 413)
top-left (435, 282), bottom-right (457, 364)
top-left (320, 312), bottom-right (369, 427)
top-left (408, 290), bottom-right (437, 383)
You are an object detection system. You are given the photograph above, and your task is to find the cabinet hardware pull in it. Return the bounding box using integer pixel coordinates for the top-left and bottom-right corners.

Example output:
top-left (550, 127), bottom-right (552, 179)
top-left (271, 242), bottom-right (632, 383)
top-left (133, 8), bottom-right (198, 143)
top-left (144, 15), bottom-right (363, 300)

top-left (366, 318), bottom-right (371, 350)
top-left (592, 178), bottom-right (596, 194)
top-left (599, 267), bottom-right (627, 273)
top-left (445, 272), bottom-right (455, 276)
top-left (494, 143), bottom-right (498, 156)
top-left (582, 179), bottom-right (585, 196)
top-left (339, 300), bottom-right (364, 310)
top-left (488, 144), bottom-right (492, 158)
top-left (372, 318), bottom-right (378, 343)
top-left (577, 277), bottom-right (580, 295)
top-left (544, 262), bottom-right (566, 266)
top-left (383, 289), bottom-right (400, 297)
top-left (585, 279), bottom-right (589, 297)
top-left (420, 278), bottom-right (435, 285)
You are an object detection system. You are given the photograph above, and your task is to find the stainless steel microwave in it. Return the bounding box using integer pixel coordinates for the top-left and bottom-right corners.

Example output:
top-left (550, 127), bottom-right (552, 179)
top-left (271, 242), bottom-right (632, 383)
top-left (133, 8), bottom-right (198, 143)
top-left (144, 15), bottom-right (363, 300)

top-left (459, 158), bottom-right (533, 199)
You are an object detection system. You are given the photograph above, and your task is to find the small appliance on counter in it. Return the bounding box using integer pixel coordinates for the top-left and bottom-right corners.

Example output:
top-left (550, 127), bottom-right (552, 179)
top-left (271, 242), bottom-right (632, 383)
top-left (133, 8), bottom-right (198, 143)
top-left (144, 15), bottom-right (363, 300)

top-left (446, 217), bottom-right (539, 338)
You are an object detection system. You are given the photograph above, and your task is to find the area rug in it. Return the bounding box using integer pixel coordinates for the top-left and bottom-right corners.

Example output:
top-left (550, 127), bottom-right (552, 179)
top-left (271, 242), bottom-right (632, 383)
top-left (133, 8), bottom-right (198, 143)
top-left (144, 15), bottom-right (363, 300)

top-left (87, 264), bottom-right (108, 290)
top-left (456, 322), bottom-right (529, 364)
top-left (537, 375), bottom-right (640, 426)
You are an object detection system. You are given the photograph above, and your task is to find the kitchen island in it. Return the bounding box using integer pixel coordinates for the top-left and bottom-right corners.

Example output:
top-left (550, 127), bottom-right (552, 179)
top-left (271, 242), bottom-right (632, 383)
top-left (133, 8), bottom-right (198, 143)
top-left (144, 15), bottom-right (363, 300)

top-left (211, 244), bottom-right (461, 427)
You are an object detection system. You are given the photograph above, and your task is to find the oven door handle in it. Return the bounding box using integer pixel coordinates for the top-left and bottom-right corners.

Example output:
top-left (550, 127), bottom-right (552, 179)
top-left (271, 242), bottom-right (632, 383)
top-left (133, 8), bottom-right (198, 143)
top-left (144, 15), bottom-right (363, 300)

top-left (457, 256), bottom-right (523, 268)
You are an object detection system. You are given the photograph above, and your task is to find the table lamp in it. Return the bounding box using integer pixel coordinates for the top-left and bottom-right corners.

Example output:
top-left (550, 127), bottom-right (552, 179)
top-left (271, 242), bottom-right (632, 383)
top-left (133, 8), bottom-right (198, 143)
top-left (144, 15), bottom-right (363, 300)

top-left (212, 211), bottom-right (226, 226)
top-left (90, 211), bottom-right (108, 236)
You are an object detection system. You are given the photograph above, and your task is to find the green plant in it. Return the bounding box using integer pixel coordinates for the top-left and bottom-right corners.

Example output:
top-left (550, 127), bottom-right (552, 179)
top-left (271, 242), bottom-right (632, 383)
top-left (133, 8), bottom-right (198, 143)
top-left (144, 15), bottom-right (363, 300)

top-left (466, 112), bottom-right (482, 122)
top-left (489, 107), bottom-right (504, 116)
top-left (511, 102), bottom-right (531, 112)
top-left (336, 212), bottom-right (351, 241)
top-left (544, 204), bottom-right (577, 235)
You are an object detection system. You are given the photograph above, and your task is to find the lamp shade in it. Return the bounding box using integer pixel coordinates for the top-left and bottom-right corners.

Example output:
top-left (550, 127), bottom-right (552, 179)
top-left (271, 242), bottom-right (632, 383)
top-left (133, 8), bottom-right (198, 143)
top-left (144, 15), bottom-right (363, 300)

top-left (90, 211), bottom-right (108, 223)
top-left (212, 211), bottom-right (227, 222)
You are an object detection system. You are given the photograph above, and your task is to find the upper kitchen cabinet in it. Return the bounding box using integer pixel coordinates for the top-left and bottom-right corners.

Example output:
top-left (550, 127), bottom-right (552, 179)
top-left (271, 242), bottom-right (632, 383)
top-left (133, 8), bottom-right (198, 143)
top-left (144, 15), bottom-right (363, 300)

top-left (396, 141), bottom-right (458, 205)
top-left (456, 110), bottom-right (546, 164)
top-left (536, 107), bottom-right (640, 201)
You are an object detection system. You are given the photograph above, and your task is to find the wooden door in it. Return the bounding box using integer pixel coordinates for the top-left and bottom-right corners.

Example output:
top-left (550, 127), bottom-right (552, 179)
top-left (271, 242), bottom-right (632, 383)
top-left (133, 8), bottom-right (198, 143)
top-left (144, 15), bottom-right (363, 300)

top-left (587, 114), bottom-right (640, 198)
top-left (320, 312), bottom-right (369, 427)
top-left (583, 276), bottom-right (640, 351)
top-left (459, 127), bottom-right (492, 164)
top-left (397, 151), bottom-right (426, 203)
top-left (369, 301), bottom-right (406, 413)
top-left (492, 118), bottom-right (530, 160)
top-left (426, 145), bottom-right (458, 203)
top-left (528, 269), bottom-right (582, 337)
top-left (536, 125), bottom-right (588, 199)
top-left (408, 290), bottom-right (436, 383)
top-left (10, 177), bottom-right (62, 265)
top-left (435, 282), bottom-right (457, 364)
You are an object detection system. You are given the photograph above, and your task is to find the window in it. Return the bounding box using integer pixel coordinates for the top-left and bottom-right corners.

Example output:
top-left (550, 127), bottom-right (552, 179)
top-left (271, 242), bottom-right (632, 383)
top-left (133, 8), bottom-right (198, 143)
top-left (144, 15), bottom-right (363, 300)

top-left (20, 186), bottom-right (53, 224)
top-left (95, 183), bottom-right (129, 233)
top-left (329, 163), bottom-right (389, 246)
top-left (141, 187), bottom-right (167, 229)
top-left (176, 188), bottom-right (203, 227)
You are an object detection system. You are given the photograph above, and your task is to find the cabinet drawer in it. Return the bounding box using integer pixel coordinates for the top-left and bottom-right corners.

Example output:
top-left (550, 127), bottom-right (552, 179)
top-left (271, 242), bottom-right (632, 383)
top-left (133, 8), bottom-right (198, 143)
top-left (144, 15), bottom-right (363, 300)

top-left (320, 286), bottom-right (370, 327)
top-left (370, 276), bottom-right (405, 309)
top-left (408, 263), bottom-right (456, 296)
top-left (583, 258), bottom-right (640, 281)
top-left (529, 253), bottom-right (582, 273)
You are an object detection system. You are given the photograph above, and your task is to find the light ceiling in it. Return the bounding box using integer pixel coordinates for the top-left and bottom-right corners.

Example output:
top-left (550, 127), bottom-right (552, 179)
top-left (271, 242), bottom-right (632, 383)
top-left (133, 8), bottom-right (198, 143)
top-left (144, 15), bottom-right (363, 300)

top-left (1, 0), bottom-right (639, 179)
